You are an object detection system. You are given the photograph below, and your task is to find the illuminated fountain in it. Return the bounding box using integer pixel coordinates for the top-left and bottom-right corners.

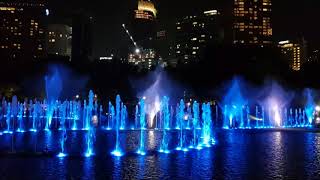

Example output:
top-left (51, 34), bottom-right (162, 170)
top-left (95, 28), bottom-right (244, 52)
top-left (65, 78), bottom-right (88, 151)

top-left (176, 99), bottom-right (187, 151)
top-left (57, 129), bottom-right (67, 158)
top-left (222, 79), bottom-right (247, 129)
top-left (201, 103), bottom-right (214, 147)
top-left (107, 102), bottom-right (115, 130)
top-left (304, 89), bottom-right (315, 126)
top-left (120, 103), bottom-right (127, 130)
top-left (137, 98), bottom-right (146, 155)
top-left (111, 95), bottom-right (123, 157)
top-left (4, 102), bottom-right (12, 134)
top-left (17, 101), bottom-right (24, 132)
top-left (191, 101), bottom-right (200, 148)
top-left (159, 96), bottom-right (170, 153)
top-left (45, 68), bottom-right (62, 130)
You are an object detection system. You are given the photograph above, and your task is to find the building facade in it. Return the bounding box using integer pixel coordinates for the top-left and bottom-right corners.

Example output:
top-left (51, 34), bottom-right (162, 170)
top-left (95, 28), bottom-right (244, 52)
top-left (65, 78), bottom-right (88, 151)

top-left (47, 24), bottom-right (72, 59)
top-left (0, 1), bottom-right (47, 61)
top-left (174, 10), bottom-right (223, 64)
top-left (232, 0), bottom-right (272, 46)
top-left (127, 0), bottom-right (158, 70)
top-left (132, 0), bottom-right (157, 49)
top-left (278, 39), bottom-right (307, 71)
top-left (71, 13), bottom-right (93, 61)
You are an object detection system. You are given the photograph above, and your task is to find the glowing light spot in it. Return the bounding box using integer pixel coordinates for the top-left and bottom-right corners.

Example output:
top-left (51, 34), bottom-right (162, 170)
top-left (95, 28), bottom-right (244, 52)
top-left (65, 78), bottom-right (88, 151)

top-left (111, 150), bottom-right (123, 157)
top-left (136, 150), bottom-right (146, 156)
top-left (57, 153), bottom-right (67, 158)
top-left (273, 105), bottom-right (281, 127)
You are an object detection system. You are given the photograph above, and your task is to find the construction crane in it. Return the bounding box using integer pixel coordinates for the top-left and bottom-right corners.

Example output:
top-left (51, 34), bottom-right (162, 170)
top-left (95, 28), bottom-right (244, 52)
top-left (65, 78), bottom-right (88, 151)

top-left (122, 24), bottom-right (140, 54)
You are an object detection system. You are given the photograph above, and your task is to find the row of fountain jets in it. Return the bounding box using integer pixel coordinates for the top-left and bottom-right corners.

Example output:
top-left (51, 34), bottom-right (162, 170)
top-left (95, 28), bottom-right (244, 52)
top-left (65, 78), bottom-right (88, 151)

top-left (0, 90), bottom-right (215, 157)
top-left (0, 89), bottom-right (317, 157)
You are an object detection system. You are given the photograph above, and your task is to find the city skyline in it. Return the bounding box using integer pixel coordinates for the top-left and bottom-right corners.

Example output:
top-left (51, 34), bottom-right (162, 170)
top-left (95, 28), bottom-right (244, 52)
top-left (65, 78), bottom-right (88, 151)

top-left (48, 0), bottom-right (320, 57)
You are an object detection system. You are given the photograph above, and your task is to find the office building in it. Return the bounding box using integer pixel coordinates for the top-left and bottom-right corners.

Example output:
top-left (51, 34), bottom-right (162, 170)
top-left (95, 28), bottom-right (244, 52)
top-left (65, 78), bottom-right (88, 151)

top-left (127, 0), bottom-right (158, 70)
top-left (175, 10), bottom-right (223, 63)
top-left (0, 1), bottom-right (47, 61)
top-left (278, 39), bottom-right (307, 71)
top-left (71, 13), bottom-right (93, 61)
top-left (47, 24), bottom-right (72, 59)
top-left (232, 0), bottom-right (272, 46)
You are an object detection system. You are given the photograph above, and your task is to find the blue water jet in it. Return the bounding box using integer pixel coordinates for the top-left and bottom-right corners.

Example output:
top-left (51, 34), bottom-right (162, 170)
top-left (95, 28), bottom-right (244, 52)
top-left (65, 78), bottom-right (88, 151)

top-left (137, 98), bottom-right (146, 155)
top-left (111, 95), bottom-right (123, 157)
top-left (159, 96), bottom-right (170, 153)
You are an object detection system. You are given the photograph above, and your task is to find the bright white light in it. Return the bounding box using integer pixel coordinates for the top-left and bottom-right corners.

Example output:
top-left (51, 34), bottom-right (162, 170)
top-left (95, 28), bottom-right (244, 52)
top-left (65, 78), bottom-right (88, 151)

top-left (184, 115), bottom-right (189, 120)
top-left (273, 105), bottom-right (281, 127)
top-left (143, 96), bottom-right (146, 100)
top-left (92, 115), bottom-right (98, 125)
top-left (279, 40), bottom-right (289, 45)
top-left (135, 48), bottom-right (140, 54)
top-left (155, 101), bottom-right (160, 112)
top-left (316, 106), bottom-right (320, 112)
top-left (45, 9), bottom-right (49, 16)
top-left (76, 95), bottom-right (80, 99)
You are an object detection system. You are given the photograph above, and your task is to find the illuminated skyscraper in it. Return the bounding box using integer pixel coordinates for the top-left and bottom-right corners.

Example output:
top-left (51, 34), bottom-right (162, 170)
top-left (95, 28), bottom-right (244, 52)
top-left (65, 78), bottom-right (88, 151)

top-left (132, 0), bottom-right (157, 49)
top-left (0, 1), bottom-right (47, 61)
top-left (232, 0), bottom-right (272, 46)
top-left (278, 39), bottom-right (307, 71)
top-left (47, 24), bottom-right (72, 59)
top-left (128, 0), bottom-right (158, 70)
top-left (175, 10), bottom-right (223, 64)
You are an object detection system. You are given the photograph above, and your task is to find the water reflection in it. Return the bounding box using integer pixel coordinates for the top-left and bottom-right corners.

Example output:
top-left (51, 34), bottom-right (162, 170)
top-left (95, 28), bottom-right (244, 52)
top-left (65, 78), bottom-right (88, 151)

top-left (83, 157), bottom-right (94, 179)
top-left (0, 130), bottom-right (319, 179)
top-left (266, 131), bottom-right (285, 179)
top-left (112, 157), bottom-right (122, 180)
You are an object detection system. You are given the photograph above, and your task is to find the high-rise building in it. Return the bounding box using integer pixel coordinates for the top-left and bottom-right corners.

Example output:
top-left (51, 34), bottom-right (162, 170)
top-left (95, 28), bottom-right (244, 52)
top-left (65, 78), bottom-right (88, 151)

top-left (71, 13), bottom-right (93, 61)
top-left (47, 24), bottom-right (72, 59)
top-left (232, 0), bottom-right (272, 46)
top-left (132, 0), bottom-right (157, 49)
top-left (127, 0), bottom-right (158, 70)
top-left (174, 10), bottom-right (223, 64)
top-left (278, 39), bottom-right (307, 71)
top-left (0, 1), bottom-right (47, 61)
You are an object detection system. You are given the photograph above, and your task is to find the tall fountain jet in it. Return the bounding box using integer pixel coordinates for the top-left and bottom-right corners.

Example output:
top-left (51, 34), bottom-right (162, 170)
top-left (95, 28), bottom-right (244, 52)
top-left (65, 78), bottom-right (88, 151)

top-left (192, 101), bottom-right (200, 148)
top-left (107, 102), bottom-right (115, 130)
top-left (202, 103), bottom-right (214, 147)
top-left (176, 99), bottom-right (186, 151)
top-left (84, 90), bottom-right (95, 157)
top-left (45, 67), bottom-right (62, 130)
top-left (111, 95), bottom-right (123, 156)
top-left (159, 96), bottom-right (170, 153)
top-left (304, 89), bottom-right (315, 126)
top-left (137, 98), bottom-right (146, 155)
top-left (222, 78), bottom-right (247, 129)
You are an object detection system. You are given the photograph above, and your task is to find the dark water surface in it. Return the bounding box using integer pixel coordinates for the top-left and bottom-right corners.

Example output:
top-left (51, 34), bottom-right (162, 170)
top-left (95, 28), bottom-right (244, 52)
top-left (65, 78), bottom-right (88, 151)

top-left (0, 130), bottom-right (319, 179)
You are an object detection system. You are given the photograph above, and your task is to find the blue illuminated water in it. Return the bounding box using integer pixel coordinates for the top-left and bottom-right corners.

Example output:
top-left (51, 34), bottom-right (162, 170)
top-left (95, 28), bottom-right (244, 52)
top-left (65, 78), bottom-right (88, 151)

top-left (0, 129), bottom-right (319, 179)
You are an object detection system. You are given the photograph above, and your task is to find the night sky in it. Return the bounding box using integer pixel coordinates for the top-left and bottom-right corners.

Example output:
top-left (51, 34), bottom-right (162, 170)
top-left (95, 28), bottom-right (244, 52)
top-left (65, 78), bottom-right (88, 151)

top-left (49, 0), bottom-right (320, 58)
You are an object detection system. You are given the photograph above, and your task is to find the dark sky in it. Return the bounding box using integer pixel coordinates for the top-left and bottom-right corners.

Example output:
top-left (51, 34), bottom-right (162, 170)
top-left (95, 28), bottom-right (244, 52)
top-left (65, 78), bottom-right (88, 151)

top-left (49, 0), bottom-right (320, 57)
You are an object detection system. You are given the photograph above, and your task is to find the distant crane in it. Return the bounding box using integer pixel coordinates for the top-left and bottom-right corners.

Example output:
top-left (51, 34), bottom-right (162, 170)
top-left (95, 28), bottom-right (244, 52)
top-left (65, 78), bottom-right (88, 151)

top-left (122, 24), bottom-right (140, 54)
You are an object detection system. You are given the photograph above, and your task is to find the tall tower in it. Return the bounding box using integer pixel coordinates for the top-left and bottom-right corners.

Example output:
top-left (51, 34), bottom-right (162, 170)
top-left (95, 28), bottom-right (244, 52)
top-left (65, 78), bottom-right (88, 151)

top-left (132, 0), bottom-right (157, 49)
top-left (232, 0), bottom-right (272, 46)
top-left (127, 0), bottom-right (158, 70)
